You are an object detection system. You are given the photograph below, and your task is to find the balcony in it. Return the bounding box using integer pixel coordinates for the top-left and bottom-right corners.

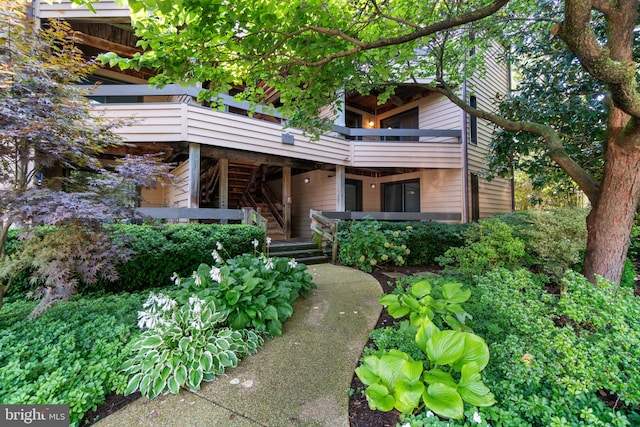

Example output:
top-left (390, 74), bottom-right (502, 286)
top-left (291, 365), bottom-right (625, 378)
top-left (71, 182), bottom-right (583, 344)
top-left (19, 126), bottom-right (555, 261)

top-left (86, 84), bottom-right (463, 169)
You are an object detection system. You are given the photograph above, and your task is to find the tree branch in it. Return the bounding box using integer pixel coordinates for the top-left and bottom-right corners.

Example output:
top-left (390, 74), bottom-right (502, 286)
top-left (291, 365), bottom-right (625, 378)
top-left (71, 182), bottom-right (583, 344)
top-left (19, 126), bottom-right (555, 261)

top-left (432, 83), bottom-right (601, 203)
top-left (260, 0), bottom-right (510, 68)
top-left (555, 0), bottom-right (640, 118)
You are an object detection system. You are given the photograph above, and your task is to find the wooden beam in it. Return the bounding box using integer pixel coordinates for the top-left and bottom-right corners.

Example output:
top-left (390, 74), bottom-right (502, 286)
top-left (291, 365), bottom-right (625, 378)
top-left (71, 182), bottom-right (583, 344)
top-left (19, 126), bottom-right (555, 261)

top-left (218, 158), bottom-right (229, 209)
top-left (282, 166), bottom-right (291, 240)
top-left (188, 143), bottom-right (200, 208)
top-left (69, 30), bottom-right (142, 57)
top-left (336, 165), bottom-right (345, 211)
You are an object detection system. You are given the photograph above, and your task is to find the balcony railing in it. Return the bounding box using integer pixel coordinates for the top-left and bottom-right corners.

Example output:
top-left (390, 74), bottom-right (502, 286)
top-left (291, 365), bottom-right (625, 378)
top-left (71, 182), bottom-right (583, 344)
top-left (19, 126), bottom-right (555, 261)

top-left (82, 84), bottom-right (461, 143)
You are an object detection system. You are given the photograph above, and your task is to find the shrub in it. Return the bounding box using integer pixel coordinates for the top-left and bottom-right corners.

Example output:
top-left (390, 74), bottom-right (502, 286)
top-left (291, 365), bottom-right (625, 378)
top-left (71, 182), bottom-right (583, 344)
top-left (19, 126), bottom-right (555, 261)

top-left (337, 220), bottom-right (467, 266)
top-left (435, 218), bottom-right (526, 280)
top-left (337, 219), bottom-right (411, 272)
top-left (465, 268), bottom-right (640, 426)
top-left (0, 291), bottom-right (154, 426)
top-left (5, 223), bottom-right (265, 296)
top-left (620, 257), bottom-right (637, 288)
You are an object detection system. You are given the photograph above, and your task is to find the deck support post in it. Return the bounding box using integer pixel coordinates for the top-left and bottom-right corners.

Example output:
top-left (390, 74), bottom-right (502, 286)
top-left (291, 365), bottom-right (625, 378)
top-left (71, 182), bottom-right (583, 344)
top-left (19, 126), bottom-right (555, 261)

top-left (283, 166), bottom-right (291, 240)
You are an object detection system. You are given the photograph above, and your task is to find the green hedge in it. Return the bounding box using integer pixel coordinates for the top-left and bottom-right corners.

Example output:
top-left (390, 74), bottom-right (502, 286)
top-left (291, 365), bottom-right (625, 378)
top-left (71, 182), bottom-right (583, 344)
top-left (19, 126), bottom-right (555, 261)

top-left (5, 223), bottom-right (265, 295)
top-left (337, 220), bottom-right (467, 266)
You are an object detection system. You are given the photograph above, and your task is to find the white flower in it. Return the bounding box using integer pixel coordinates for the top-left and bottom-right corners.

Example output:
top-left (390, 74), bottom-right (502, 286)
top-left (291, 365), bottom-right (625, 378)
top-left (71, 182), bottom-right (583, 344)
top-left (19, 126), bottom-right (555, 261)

top-left (192, 271), bottom-right (202, 286)
top-left (216, 241), bottom-right (223, 250)
top-left (425, 411), bottom-right (435, 418)
top-left (189, 296), bottom-right (204, 314)
top-left (210, 266), bottom-right (222, 283)
top-left (252, 239), bottom-right (259, 248)
top-left (472, 412), bottom-right (482, 424)
top-left (170, 272), bottom-right (180, 286)
top-left (156, 295), bottom-right (176, 312)
top-left (266, 237), bottom-right (272, 246)
top-left (288, 258), bottom-right (298, 269)
top-left (264, 259), bottom-right (274, 270)
top-left (189, 318), bottom-right (203, 330)
top-left (211, 250), bottom-right (223, 264)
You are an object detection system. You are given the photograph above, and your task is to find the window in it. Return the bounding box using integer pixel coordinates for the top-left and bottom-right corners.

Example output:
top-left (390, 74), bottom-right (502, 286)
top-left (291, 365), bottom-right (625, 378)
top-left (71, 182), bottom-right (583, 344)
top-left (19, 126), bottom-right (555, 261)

top-left (469, 96), bottom-right (478, 145)
top-left (380, 108), bottom-right (419, 141)
top-left (383, 179), bottom-right (420, 212)
top-left (470, 173), bottom-right (480, 222)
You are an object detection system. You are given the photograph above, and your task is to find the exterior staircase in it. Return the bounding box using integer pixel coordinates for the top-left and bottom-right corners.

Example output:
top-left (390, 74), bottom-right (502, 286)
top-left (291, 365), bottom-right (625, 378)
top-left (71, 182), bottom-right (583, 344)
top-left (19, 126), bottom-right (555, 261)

top-left (268, 241), bottom-right (328, 265)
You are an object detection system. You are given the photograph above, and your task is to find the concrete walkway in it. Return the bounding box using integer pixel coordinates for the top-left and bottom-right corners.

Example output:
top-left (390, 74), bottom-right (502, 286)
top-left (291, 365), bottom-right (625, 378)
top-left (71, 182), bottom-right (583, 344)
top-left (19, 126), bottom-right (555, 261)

top-left (94, 264), bottom-right (382, 427)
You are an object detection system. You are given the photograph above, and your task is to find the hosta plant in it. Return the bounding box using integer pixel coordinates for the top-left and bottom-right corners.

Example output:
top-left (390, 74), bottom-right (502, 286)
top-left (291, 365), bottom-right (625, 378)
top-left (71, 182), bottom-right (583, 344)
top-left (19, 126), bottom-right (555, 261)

top-left (379, 279), bottom-right (473, 332)
top-left (174, 241), bottom-right (315, 337)
top-left (122, 293), bottom-right (263, 399)
top-left (355, 317), bottom-right (495, 420)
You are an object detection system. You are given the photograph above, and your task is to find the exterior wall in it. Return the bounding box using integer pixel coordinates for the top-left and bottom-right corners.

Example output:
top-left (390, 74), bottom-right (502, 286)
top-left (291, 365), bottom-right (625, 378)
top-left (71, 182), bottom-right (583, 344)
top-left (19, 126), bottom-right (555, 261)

top-left (140, 187), bottom-right (164, 208)
top-left (164, 161), bottom-right (189, 208)
top-left (291, 170), bottom-right (337, 238)
top-left (345, 174), bottom-right (380, 211)
top-left (421, 169), bottom-right (464, 221)
top-left (466, 42), bottom-right (513, 218)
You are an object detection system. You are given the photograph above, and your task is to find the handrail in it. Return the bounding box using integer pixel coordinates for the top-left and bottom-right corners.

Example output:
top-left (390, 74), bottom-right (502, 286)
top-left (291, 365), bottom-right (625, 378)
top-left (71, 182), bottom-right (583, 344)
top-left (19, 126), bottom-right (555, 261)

top-left (83, 84), bottom-right (462, 142)
top-left (242, 207), bottom-right (268, 233)
top-left (309, 209), bottom-right (339, 263)
top-left (260, 182), bottom-right (285, 228)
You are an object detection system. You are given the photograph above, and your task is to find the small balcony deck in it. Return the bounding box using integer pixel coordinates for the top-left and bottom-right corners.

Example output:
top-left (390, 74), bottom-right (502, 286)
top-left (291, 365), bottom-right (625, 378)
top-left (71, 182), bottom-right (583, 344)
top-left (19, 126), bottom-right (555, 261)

top-left (87, 84), bottom-right (464, 169)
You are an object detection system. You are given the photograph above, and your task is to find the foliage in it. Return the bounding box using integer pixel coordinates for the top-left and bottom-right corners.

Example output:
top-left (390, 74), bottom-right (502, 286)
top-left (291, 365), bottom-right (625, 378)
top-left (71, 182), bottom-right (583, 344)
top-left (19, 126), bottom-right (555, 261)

top-left (620, 258), bottom-right (637, 289)
top-left (436, 219), bottom-right (526, 280)
top-left (174, 241), bottom-right (315, 337)
top-left (0, 3), bottom-right (176, 312)
top-left (122, 293), bottom-right (263, 399)
top-left (357, 278), bottom-right (494, 421)
top-left (380, 279), bottom-right (473, 333)
top-left (5, 224), bottom-right (264, 295)
top-left (464, 268), bottom-right (640, 426)
top-left (337, 220), bottom-right (411, 272)
top-left (496, 209), bottom-right (589, 282)
top-left (0, 291), bottom-right (151, 426)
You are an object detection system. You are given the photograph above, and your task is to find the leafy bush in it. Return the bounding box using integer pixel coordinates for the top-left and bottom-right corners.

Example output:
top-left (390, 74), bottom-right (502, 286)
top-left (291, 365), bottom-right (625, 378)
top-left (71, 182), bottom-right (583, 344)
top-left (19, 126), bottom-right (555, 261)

top-left (465, 268), bottom-right (640, 426)
top-left (122, 293), bottom-right (263, 399)
top-left (356, 278), bottom-right (494, 421)
top-left (337, 219), bottom-right (411, 272)
top-left (620, 257), bottom-right (637, 288)
top-left (499, 209), bottom-right (589, 281)
top-left (436, 218), bottom-right (526, 280)
top-left (5, 223), bottom-right (265, 296)
top-left (0, 291), bottom-right (154, 426)
top-left (337, 220), bottom-right (467, 266)
top-left (174, 241), bottom-right (315, 337)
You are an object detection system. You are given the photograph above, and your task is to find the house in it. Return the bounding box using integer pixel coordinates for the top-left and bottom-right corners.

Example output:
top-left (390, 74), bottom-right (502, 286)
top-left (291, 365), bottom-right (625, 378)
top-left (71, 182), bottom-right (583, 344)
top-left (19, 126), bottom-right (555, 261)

top-left (32, 0), bottom-right (513, 240)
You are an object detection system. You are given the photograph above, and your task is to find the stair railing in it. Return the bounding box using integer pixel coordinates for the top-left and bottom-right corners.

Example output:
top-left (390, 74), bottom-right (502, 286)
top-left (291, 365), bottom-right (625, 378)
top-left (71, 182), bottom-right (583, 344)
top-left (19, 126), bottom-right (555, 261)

top-left (309, 209), bottom-right (339, 263)
top-left (242, 207), bottom-right (268, 233)
top-left (259, 182), bottom-right (285, 229)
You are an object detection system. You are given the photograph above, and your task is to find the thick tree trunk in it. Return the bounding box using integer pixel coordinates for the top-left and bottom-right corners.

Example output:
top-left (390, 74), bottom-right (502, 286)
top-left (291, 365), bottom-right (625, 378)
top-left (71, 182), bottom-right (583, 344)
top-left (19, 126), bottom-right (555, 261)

top-left (583, 113), bottom-right (640, 284)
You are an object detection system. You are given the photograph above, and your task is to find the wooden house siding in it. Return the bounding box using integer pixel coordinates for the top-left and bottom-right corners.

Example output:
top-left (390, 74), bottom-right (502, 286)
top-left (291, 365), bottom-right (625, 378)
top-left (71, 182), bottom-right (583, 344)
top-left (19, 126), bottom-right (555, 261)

top-left (164, 161), bottom-right (189, 208)
top-left (352, 143), bottom-right (462, 168)
top-left (465, 42), bottom-right (513, 217)
top-left (421, 169), bottom-right (463, 218)
top-left (291, 171), bottom-right (337, 237)
top-left (35, 0), bottom-right (129, 19)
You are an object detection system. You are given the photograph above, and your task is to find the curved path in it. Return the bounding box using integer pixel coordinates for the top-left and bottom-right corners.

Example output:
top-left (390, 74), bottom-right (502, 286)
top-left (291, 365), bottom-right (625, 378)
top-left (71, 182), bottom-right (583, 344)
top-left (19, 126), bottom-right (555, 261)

top-left (95, 264), bottom-right (382, 427)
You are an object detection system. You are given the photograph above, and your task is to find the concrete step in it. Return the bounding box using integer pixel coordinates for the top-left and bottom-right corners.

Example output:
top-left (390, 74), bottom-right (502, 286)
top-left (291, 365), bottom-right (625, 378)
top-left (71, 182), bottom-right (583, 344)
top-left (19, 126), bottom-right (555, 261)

top-left (268, 242), bottom-right (328, 265)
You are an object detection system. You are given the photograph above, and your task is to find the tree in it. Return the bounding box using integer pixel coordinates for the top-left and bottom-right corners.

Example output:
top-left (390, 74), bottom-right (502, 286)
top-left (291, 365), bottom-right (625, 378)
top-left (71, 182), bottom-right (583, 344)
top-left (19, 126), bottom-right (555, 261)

top-left (0, 1), bottom-right (176, 314)
top-left (86, 0), bottom-right (638, 284)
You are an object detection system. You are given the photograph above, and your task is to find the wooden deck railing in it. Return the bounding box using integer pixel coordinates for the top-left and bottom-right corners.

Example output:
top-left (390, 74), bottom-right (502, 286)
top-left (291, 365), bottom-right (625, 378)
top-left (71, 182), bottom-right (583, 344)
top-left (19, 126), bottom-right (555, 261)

top-left (309, 209), bottom-right (339, 263)
top-left (135, 207), bottom-right (268, 232)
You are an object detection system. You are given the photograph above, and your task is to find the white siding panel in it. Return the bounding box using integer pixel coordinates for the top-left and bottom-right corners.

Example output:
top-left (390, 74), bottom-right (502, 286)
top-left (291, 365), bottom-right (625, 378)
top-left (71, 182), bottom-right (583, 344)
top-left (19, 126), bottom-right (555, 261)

top-left (35, 0), bottom-right (130, 19)
top-left (421, 169), bottom-right (463, 217)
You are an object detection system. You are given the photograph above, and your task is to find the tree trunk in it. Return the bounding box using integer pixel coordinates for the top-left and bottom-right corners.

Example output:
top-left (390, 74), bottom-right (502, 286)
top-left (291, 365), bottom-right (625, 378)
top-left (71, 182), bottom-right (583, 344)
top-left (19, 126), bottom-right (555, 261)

top-left (583, 112), bottom-right (640, 284)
